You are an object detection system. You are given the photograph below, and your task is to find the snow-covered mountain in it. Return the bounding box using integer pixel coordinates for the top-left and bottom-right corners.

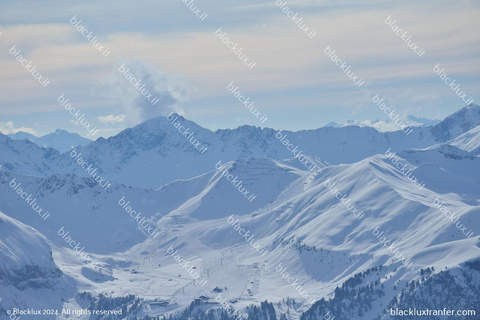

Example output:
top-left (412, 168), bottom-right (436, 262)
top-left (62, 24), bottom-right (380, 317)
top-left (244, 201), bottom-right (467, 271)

top-left (35, 129), bottom-right (93, 152)
top-left (0, 132), bottom-right (61, 176)
top-left (2, 105), bottom-right (477, 189)
top-left (323, 115), bottom-right (441, 132)
top-left (8, 131), bottom-right (38, 142)
top-left (31, 140), bottom-right (478, 319)
top-left (446, 124), bottom-right (480, 155)
top-left (8, 129), bottom-right (92, 152)
top-left (1, 104), bottom-right (479, 319)
top-left (430, 104), bottom-right (480, 142)
top-left (91, 140), bottom-right (478, 319)
top-left (0, 211), bottom-right (73, 319)
top-left (0, 210), bottom-right (62, 285)
top-left (407, 115), bottom-right (441, 127)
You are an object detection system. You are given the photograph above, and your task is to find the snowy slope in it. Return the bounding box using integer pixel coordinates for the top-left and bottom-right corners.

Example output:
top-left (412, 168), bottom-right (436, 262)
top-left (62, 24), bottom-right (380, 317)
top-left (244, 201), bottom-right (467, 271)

top-left (430, 104), bottom-right (480, 142)
top-left (0, 210), bottom-right (61, 284)
top-left (400, 144), bottom-right (480, 203)
top-left (40, 142), bottom-right (478, 318)
top-left (0, 170), bottom-right (160, 254)
top-left (0, 158), bottom-right (305, 254)
top-left (447, 125), bottom-right (480, 155)
top-left (0, 211), bottom-right (75, 319)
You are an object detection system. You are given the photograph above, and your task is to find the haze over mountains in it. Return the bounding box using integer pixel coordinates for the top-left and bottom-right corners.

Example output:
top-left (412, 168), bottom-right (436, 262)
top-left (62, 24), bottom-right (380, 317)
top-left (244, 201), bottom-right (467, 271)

top-left (8, 129), bottom-right (92, 153)
top-left (0, 104), bottom-right (480, 319)
top-left (1, 105), bottom-right (479, 189)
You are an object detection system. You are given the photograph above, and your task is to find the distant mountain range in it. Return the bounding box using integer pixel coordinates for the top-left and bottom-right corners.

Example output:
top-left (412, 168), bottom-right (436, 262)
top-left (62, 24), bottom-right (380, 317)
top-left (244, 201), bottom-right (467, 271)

top-left (1, 105), bottom-right (479, 189)
top-left (324, 115), bottom-right (441, 131)
top-left (8, 129), bottom-right (92, 152)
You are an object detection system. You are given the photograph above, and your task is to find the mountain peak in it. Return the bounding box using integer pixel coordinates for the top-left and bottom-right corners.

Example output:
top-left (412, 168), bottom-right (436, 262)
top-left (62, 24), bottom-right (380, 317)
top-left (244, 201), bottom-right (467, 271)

top-left (106, 113), bottom-right (210, 152)
top-left (323, 121), bottom-right (339, 128)
top-left (465, 103), bottom-right (480, 110)
top-left (7, 131), bottom-right (38, 141)
top-left (136, 113), bottom-right (199, 130)
top-left (430, 104), bottom-right (480, 142)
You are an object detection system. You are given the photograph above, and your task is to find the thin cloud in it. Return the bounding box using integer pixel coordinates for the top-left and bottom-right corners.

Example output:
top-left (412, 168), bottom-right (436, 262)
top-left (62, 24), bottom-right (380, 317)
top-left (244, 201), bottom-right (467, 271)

top-left (0, 121), bottom-right (37, 135)
top-left (98, 114), bottom-right (126, 125)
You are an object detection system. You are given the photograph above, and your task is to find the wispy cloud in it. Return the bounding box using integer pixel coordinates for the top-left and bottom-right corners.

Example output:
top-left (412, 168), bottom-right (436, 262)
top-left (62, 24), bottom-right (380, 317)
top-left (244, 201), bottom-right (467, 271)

top-left (98, 114), bottom-right (126, 124)
top-left (0, 121), bottom-right (37, 135)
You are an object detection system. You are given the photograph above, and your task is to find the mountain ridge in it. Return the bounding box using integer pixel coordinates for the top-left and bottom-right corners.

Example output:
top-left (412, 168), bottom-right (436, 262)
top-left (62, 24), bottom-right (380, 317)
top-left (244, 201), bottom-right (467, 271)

top-left (8, 128), bottom-right (92, 153)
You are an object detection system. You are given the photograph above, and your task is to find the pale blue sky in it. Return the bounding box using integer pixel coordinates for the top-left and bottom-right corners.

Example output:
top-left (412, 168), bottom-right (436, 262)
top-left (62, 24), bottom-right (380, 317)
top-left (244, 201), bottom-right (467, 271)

top-left (0, 0), bottom-right (479, 138)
